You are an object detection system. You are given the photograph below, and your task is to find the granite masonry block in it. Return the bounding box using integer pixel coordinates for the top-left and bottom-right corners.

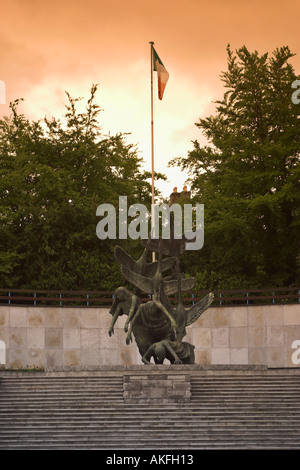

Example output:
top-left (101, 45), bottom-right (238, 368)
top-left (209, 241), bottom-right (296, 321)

top-left (195, 349), bottom-right (211, 365)
top-left (45, 349), bottom-right (63, 368)
top-left (63, 350), bottom-right (80, 367)
top-left (230, 327), bottom-right (248, 348)
top-left (80, 348), bottom-right (100, 367)
top-left (27, 327), bottom-right (45, 349)
top-left (45, 309), bottom-right (63, 328)
top-left (284, 325), bottom-right (300, 348)
top-left (123, 373), bottom-right (191, 403)
top-left (212, 328), bottom-right (229, 348)
top-left (211, 348), bottom-right (230, 364)
top-left (0, 308), bottom-right (9, 327)
top-left (267, 347), bottom-right (284, 368)
top-left (248, 348), bottom-right (266, 365)
top-left (267, 326), bottom-right (284, 347)
top-left (63, 329), bottom-right (80, 349)
top-left (27, 309), bottom-right (45, 327)
top-left (230, 348), bottom-right (248, 364)
top-left (26, 349), bottom-right (44, 368)
top-left (81, 329), bottom-right (99, 349)
top-left (192, 328), bottom-right (211, 348)
top-left (248, 306), bottom-right (265, 326)
top-left (211, 309), bottom-right (229, 328)
top-left (284, 304), bottom-right (300, 325)
top-left (45, 328), bottom-right (63, 349)
top-left (248, 327), bottom-right (266, 348)
top-left (63, 310), bottom-right (81, 328)
top-left (9, 308), bottom-right (27, 328)
top-left (80, 310), bottom-right (99, 328)
top-left (10, 328), bottom-right (26, 348)
top-left (264, 305), bottom-right (284, 325)
top-left (229, 308), bottom-right (248, 327)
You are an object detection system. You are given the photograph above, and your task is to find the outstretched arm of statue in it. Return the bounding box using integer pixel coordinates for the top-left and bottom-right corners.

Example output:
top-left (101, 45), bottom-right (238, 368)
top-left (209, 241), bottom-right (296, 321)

top-left (124, 295), bottom-right (138, 333)
top-left (108, 304), bottom-right (121, 336)
top-left (126, 304), bottom-right (143, 344)
top-left (142, 344), bottom-right (155, 364)
top-left (161, 340), bottom-right (183, 364)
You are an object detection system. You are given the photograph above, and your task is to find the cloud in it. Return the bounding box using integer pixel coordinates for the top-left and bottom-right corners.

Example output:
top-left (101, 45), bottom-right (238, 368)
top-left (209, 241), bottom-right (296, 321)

top-left (0, 0), bottom-right (299, 197)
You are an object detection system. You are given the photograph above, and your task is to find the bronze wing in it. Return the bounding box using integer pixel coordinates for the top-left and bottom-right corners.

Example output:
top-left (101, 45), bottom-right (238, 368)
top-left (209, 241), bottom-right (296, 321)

top-left (185, 293), bottom-right (214, 326)
top-left (115, 245), bottom-right (175, 277)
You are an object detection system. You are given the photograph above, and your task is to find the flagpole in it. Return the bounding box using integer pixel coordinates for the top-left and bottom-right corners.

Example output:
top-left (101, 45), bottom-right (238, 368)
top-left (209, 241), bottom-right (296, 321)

top-left (149, 41), bottom-right (155, 262)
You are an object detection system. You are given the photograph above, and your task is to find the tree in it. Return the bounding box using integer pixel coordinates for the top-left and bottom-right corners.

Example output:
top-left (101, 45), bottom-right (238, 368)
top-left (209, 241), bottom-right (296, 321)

top-left (170, 45), bottom-right (300, 289)
top-left (0, 85), bottom-right (165, 289)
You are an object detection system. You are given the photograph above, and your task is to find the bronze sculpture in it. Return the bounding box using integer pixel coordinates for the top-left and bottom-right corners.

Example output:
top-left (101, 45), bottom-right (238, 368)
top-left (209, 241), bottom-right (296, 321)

top-left (108, 229), bottom-right (214, 365)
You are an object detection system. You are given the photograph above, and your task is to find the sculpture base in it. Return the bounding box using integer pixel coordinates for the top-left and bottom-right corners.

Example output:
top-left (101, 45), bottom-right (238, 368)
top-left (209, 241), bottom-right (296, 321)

top-left (124, 371), bottom-right (191, 403)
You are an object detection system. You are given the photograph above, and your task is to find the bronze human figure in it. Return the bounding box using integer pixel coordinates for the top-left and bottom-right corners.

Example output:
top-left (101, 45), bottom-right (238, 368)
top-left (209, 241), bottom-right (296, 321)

top-left (109, 231), bottom-right (214, 364)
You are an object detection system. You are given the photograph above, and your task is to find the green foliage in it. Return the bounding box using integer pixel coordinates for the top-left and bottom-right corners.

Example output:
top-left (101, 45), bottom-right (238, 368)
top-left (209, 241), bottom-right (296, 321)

top-left (171, 45), bottom-right (300, 289)
top-left (0, 85), bottom-right (163, 290)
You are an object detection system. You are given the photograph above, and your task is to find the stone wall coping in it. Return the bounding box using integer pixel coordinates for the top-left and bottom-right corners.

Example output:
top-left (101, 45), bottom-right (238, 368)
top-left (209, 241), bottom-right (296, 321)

top-left (2, 365), bottom-right (300, 379)
top-left (2, 369), bottom-right (300, 381)
top-left (47, 363), bottom-right (269, 372)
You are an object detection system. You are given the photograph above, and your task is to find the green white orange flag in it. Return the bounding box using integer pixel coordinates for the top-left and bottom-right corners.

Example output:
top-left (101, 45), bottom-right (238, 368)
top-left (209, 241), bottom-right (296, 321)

top-left (152, 47), bottom-right (169, 100)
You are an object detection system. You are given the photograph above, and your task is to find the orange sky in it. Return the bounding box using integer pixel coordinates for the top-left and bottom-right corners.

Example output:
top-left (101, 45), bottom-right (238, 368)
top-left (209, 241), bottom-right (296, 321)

top-left (1, 0), bottom-right (299, 197)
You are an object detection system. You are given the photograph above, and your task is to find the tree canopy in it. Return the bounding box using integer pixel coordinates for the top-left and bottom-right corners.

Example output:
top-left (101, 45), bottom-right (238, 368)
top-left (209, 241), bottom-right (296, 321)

top-left (0, 85), bottom-right (165, 290)
top-left (1, 46), bottom-right (299, 292)
top-left (170, 45), bottom-right (300, 289)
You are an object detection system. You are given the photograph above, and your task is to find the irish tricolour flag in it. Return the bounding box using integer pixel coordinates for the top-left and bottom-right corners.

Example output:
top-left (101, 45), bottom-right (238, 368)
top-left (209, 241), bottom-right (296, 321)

top-left (152, 47), bottom-right (169, 100)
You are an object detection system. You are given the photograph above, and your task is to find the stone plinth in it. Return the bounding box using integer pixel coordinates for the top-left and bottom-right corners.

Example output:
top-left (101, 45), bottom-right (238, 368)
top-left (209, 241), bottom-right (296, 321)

top-left (123, 371), bottom-right (191, 403)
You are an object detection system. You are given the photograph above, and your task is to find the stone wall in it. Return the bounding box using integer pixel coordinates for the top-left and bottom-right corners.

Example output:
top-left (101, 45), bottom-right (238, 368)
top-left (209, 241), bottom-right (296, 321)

top-left (0, 303), bottom-right (299, 369)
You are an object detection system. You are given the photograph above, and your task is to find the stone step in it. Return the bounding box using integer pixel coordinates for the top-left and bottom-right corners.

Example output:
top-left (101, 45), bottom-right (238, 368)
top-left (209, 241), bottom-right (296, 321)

top-left (0, 389), bottom-right (123, 395)
top-left (0, 382), bottom-right (123, 387)
top-left (0, 439), bottom-right (299, 450)
top-left (0, 380), bottom-right (123, 387)
top-left (7, 415), bottom-right (296, 422)
top-left (0, 403), bottom-right (298, 413)
top-left (3, 389), bottom-right (298, 397)
top-left (1, 436), bottom-right (300, 450)
top-left (0, 418), bottom-right (299, 428)
top-left (0, 424), bottom-right (299, 435)
top-left (0, 413), bottom-right (299, 422)
top-left (1, 432), bottom-right (299, 443)
top-left (1, 369), bottom-right (300, 449)
top-left (0, 400), bottom-right (299, 409)
top-left (0, 396), bottom-right (298, 405)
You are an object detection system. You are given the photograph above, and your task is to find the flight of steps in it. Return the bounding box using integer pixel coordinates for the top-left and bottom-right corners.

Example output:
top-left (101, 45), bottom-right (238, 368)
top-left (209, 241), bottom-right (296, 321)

top-left (0, 368), bottom-right (300, 449)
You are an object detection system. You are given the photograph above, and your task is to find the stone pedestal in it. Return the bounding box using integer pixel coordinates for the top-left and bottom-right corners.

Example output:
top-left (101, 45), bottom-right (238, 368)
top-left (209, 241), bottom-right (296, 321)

top-left (123, 371), bottom-right (191, 404)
